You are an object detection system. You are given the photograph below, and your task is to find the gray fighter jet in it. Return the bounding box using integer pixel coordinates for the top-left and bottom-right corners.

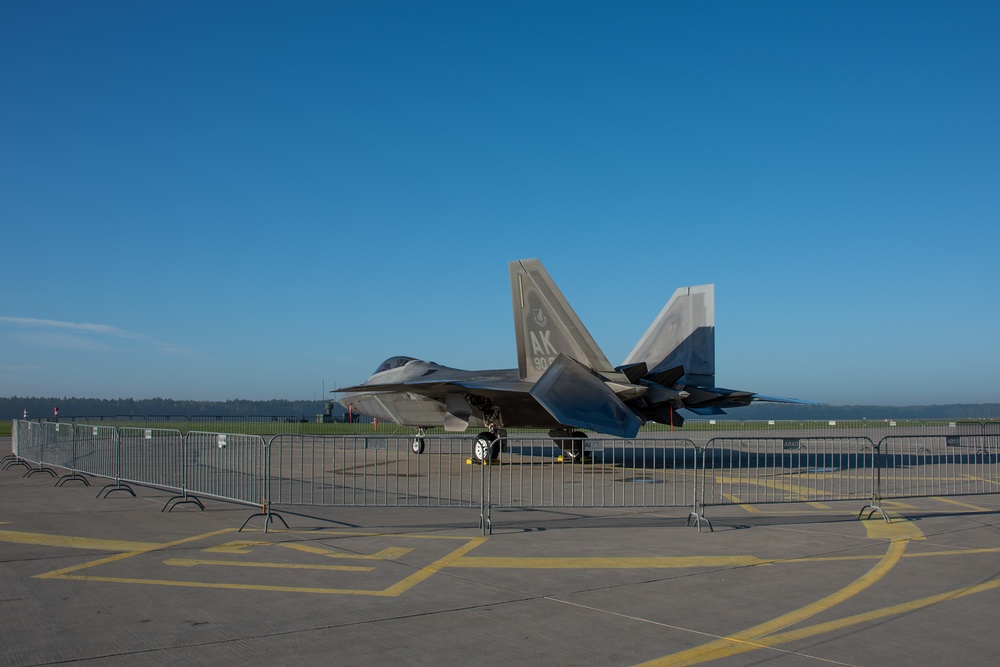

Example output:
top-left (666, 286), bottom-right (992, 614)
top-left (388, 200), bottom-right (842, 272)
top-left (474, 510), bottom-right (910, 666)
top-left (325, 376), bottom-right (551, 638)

top-left (336, 259), bottom-right (805, 462)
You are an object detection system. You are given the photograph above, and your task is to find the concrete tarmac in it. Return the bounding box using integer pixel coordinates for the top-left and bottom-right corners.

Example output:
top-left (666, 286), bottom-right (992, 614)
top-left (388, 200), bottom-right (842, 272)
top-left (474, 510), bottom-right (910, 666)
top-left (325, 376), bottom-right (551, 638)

top-left (3, 435), bottom-right (1000, 666)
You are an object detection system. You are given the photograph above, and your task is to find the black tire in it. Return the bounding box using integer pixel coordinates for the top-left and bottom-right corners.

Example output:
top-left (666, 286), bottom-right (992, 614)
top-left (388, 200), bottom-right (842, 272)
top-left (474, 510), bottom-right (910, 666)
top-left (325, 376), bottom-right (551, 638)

top-left (473, 432), bottom-right (499, 463)
top-left (411, 437), bottom-right (425, 455)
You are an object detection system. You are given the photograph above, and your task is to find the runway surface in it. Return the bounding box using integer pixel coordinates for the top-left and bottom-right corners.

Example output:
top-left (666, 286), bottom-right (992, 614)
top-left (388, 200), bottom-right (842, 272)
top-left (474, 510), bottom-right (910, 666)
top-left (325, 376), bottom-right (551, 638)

top-left (3, 436), bottom-right (1000, 666)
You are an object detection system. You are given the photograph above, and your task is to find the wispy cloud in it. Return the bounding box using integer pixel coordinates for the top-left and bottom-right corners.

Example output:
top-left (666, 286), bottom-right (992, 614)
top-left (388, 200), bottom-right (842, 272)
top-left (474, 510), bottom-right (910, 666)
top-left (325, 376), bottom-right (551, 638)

top-left (0, 316), bottom-right (198, 357)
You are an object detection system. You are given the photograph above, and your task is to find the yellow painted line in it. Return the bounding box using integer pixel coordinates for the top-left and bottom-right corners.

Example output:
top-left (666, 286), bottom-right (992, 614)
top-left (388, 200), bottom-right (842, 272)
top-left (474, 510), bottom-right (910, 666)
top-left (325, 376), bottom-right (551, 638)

top-left (47, 575), bottom-right (411, 596)
top-left (880, 500), bottom-right (918, 509)
top-left (807, 502), bottom-right (831, 509)
top-left (714, 476), bottom-right (827, 501)
top-left (35, 526), bottom-right (488, 597)
top-left (720, 576), bottom-right (1000, 654)
top-left (205, 540), bottom-right (270, 554)
top-left (960, 475), bottom-right (1000, 487)
top-left (0, 529), bottom-right (159, 552)
top-left (860, 512), bottom-right (925, 541)
top-left (636, 540), bottom-right (908, 667)
top-left (279, 543), bottom-right (414, 560)
top-left (720, 494), bottom-right (761, 513)
top-left (164, 558), bottom-right (373, 572)
top-left (35, 529), bottom-right (237, 580)
top-left (450, 556), bottom-right (767, 569)
top-left (932, 496), bottom-right (993, 511)
top-left (380, 536), bottom-right (488, 596)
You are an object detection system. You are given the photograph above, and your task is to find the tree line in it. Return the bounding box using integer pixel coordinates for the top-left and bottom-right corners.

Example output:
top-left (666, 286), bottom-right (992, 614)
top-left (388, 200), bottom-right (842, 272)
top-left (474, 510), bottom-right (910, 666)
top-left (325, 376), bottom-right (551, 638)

top-left (1, 397), bottom-right (331, 420)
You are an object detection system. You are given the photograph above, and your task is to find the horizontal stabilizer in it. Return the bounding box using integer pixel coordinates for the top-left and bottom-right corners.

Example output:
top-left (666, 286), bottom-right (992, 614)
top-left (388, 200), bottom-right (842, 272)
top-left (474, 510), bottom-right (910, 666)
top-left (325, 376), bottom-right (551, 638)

top-left (647, 365), bottom-right (685, 388)
top-left (687, 406), bottom-right (727, 416)
top-left (530, 354), bottom-right (642, 438)
top-left (616, 362), bottom-right (648, 384)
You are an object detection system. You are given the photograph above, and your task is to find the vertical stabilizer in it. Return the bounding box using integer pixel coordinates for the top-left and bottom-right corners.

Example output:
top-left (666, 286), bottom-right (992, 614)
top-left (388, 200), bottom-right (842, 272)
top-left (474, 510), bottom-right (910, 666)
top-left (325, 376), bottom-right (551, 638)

top-left (510, 259), bottom-right (614, 382)
top-left (624, 284), bottom-right (715, 387)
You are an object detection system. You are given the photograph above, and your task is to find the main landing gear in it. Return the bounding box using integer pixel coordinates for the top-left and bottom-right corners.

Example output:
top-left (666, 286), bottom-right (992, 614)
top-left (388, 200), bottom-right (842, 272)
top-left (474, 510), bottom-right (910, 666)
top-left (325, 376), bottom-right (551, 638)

top-left (551, 429), bottom-right (588, 462)
top-left (473, 431), bottom-right (501, 464)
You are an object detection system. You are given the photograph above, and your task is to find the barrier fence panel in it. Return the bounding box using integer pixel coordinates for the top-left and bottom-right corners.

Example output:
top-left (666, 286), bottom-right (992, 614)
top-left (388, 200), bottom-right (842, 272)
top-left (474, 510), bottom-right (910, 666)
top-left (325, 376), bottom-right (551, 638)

top-left (183, 432), bottom-right (267, 507)
top-left (487, 437), bottom-right (700, 509)
top-left (40, 422), bottom-right (74, 469)
top-left (15, 420), bottom-right (43, 463)
top-left (702, 437), bottom-right (877, 506)
top-left (878, 435), bottom-right (1000, 498)
top-left (63, 424), bottom-right (118, 486)
top-left (72, 424), bottom-right (119, 480)
top-left (268, 434), bottom-right (480, 507)
top-left (118, 427), bottom-right (186, 492)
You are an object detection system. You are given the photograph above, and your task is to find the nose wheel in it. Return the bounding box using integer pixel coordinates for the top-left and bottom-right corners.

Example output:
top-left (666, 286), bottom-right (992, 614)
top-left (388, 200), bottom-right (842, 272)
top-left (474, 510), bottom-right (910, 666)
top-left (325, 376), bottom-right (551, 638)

top-left (411, 428), bottom-right (427, 454)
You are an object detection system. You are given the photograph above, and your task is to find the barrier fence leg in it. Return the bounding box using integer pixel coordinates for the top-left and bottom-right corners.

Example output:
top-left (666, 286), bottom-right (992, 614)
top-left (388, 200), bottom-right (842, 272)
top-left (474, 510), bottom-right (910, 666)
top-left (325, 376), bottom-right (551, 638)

top-left (858, 444), bottom-right (890, 523)
top-left (240, 502), bottom-right (289, 533)
top-left (163, 486), bottom-right (205, 512)
top-left (98, 431), bottom-right (135, 498)
top-left (686, 446), bottom-right (713, 532)
top-left (479, 455), bottom-right (492, 535)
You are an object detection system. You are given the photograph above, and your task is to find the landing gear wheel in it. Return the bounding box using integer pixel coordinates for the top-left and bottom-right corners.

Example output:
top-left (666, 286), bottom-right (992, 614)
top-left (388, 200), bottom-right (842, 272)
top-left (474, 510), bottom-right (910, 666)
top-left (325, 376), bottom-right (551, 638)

top-left (411, 437), bottom-right (425, 455)
top-left (473, 432), bottom-right (500, 463)
top-left (559, 431), bottom-right (588, 461)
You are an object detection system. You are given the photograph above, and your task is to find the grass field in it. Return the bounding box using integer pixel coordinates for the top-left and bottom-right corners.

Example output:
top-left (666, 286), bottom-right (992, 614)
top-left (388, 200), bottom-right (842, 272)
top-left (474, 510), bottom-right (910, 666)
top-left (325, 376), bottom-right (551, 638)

top-left (2, 416), bottom-right (985, 439)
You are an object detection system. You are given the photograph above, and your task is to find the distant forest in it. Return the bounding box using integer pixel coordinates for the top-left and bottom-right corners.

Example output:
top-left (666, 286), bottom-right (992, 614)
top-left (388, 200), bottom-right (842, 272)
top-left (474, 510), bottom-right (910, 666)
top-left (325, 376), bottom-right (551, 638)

top-left (2, 397), bottom-right (340, 421)
top-left (2, 396), bottom-right (999, 422)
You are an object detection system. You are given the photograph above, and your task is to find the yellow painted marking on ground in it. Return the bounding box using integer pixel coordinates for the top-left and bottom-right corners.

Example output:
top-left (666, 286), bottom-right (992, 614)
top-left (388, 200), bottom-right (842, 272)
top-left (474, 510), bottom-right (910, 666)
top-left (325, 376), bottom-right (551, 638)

top-left (960, 474), bottom-right (1000, 487)
top-left (720, 494), bottom-right (760, 513)
top-left (380, 536), bottom-right (488, 596)
top-left (880, 500), bottom-right (918, 509)
top-left (205, 540), bottom-right (270, 554)
top-left (861, 512), bottom-right (925, 541)
top-left (807, 502), bottom-right (831, 509)
top-left (450, 555), bottom-right (766, 569)
top-left (45, 575), bottom-right (415, 596)
top-left (716, 475), bottom-right (827, 501)
top-left (279, 543), bottom-right (414, 560)
top-left (932, 496), bottom-right (992, 511)
top-left (35, 529), bottom-right (237, 579)
top-left (163, 558), bottom-right (373, 572)
top-left (32, 525), bottom-right (487, 596)
top-left (712, 576), bottom-right (1000, 657)
top-left (0, 529), bottom-right (159, 552)
top-left (636, 540), bottom-right (908, 667)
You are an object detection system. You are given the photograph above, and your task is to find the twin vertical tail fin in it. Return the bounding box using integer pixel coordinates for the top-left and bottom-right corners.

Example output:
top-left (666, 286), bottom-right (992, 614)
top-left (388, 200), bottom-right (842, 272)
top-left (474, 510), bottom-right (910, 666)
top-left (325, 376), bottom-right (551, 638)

top-left (509, 259), bottom-right (719, 437)
top-left (509, 259), bottom-right (615, 382)
top-left (623, 284), bottom-right (715, 388)
top-left (510, 259), bottom-right (641, 437)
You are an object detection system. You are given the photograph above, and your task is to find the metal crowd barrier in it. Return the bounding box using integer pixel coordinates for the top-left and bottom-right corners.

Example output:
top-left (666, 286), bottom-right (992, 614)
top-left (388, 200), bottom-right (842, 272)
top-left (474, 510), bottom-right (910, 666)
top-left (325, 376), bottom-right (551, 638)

top-left (269, 434), bottom-right (481, 508)
top-left (7, 421), bottom-right (1000, 535)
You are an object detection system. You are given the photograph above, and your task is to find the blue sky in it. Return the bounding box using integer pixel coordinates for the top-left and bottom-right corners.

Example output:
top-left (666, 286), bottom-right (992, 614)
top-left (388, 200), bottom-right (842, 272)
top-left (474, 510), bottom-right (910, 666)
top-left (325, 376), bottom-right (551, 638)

top-left (2, 1), bottom-right (998, 406)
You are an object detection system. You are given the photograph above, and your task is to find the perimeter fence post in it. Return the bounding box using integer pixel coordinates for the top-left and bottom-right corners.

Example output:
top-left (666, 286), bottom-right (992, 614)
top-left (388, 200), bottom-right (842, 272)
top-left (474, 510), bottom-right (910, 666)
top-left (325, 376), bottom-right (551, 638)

top-left (858, 438), bottom-right (889, 523)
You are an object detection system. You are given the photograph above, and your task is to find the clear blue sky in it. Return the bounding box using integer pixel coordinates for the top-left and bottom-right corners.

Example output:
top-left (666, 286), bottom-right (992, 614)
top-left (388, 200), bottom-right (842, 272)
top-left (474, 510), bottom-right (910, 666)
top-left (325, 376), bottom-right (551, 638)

top-left (2, 1), bottom-right (997, 406)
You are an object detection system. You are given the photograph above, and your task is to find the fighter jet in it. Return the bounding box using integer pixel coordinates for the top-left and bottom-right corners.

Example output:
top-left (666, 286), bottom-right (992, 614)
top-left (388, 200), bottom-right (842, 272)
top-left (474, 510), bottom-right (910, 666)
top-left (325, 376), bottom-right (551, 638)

top-left (336, 259), bottom-right (806, 462)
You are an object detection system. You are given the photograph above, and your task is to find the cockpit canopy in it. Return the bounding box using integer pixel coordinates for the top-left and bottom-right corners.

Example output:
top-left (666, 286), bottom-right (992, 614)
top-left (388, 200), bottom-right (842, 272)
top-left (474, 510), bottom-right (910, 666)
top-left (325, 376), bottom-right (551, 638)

top-left (374, 356), bottom-right (417, 374)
